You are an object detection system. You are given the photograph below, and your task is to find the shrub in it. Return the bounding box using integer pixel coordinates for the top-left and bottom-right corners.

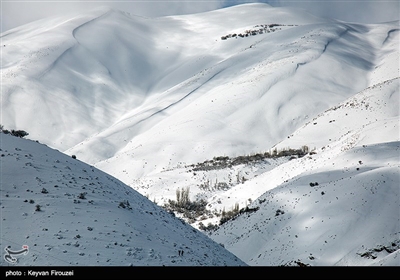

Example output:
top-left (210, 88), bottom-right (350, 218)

top-left (219, 203), bottom-right (240, 225)
top-left (198, 222), bottom-right (219, 232)
top-left (35, 204), bottom-right (41, 212)
top-left (77, 192), bottom-right (87, 199)
top-left (11, 130), bottom-right (29, 138)
top-left (176, 187), bottom-right (190, 208)
top-left (0, 125), bottom-right (29, 138)
top-left (275, 209), bottom-right (285, 216)
top-left (118, 200), bottom-right (132, 209)
top-left (163, 187), bottom-right (209, 222)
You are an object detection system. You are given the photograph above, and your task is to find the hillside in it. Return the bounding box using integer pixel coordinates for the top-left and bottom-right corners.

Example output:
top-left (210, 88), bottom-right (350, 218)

top-left (208, 76), bottom-right (399, 266)
top-left (1, 3), bottom-right (380, 175)
top-left (0, 133), bottom-right (246, 266)
top-left (1, 3), bottom-right (399, 266)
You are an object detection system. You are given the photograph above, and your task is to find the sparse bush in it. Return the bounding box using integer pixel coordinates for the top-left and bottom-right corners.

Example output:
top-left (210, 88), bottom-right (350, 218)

top-left (77, 192), bottom-right (87, 199)
top-left (163, 187), bottom-right (209, 222)
top-left (198, 222), bottom-right (219, 232)
top-left (240, 206), bottom-right (259, 215)
top-left (11, 129), bottom-right (29, 138)
top-left (0, 125), bottom-right (29, 138)
top-left (118, 200), bottom-right (132, 209)
top-left (219, 203), bottom-right (240, 225)
top-left (301, 145), bottom-right (309, 154)
top-left (258, 198), bottom-right (266, 204)
top-left (176, 187), bottom-right (190, 208)
top-left (275, 209), bottom-right (285, 216)
top-left (41, 188), bottom-right (48, 194)
top-left (35, 204), bottom-right (41, 212)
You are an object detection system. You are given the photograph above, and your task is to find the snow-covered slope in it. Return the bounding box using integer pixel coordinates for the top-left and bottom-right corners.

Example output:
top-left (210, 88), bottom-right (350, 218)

top-left (0, 133), bottom-right (246, 266)
top-left (2, 3), bottom-right (388, 177)
top-left (208, 77), bottom-right (400, 266)
top-left (1, 3), bottom-right (399, 266)
top-left (204, 21), bottom-right (399, 266)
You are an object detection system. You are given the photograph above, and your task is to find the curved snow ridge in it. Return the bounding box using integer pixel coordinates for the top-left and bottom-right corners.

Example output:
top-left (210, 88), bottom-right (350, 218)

top-left (382, 28), bottom-right (400, 46)
top-left (40, 7), bottom-right (134, 83)
top-left (1, 7), bottom-right (113, 68)
top-left (34, 9), bottom-right (116, 78)
top-left (64, 59), bottom-right (231, 164)
top-left (71, 8), bottom-right (114, 39)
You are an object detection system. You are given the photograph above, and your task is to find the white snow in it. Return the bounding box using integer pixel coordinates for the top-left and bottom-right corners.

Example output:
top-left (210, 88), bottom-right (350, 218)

top-left (0, 133), bottom-right (245, 266)
top-left (1, 3), bottom-right (399, 266)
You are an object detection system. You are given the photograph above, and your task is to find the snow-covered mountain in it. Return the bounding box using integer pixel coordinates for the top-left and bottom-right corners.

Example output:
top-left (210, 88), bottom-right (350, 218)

top-left (0, 133), bottom-right (245, 266)
top-left (1, 3), bottom-right (399, 266)
top-left (208, 77), bottom-right (400, 266)
top-left (2, 3), bottom-right (376, 171)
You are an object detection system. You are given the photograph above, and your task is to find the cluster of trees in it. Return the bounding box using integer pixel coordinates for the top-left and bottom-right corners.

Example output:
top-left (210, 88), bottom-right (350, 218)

top-left (198, 202), bottom-right (261, 232)
top-left (163, 187), bottom-right (209, 223)
top-left (198, 222), bottom-right (219, 232)
top-left (219, 203), bottom-right (260, 226)
top-left (0, 125), bottom-right (29, 138)
top-left (221, 24), bottom-right (289, 40)
top-left (188, 145), bottom-right (312, 172)
top-left (219, 203), bottom-right (240, 225)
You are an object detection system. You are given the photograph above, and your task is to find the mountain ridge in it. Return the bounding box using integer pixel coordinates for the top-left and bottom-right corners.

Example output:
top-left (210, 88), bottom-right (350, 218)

top-left (1, 3), bottom-right (399, 266)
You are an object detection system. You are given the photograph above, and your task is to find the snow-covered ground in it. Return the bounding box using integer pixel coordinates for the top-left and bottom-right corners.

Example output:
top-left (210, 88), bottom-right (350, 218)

top-left (0, 133), bottom-right (245, 266)
top-left (208, 77), bottom-right (400, 266)
top-left (1, 3), bottom-right (399, 266)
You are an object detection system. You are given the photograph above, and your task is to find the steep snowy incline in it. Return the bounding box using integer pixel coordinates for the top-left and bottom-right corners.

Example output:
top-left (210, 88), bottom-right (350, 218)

top-left (206, 38), bottom-right (399, 265)
top-left (72, 13), bottom-right (395, 183)
top-left (1, 2), bottom-right (399, 268)
top-left (204, 26), bottom-right (399, 265)
top-left (0, 133), bottom-right (246, 266)
top-left (1, 3), bottom-right (324, 151)
top-left (209, 139), bottom-right (399, 266)
top-left (2, 3), bottom-right (390, 182)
